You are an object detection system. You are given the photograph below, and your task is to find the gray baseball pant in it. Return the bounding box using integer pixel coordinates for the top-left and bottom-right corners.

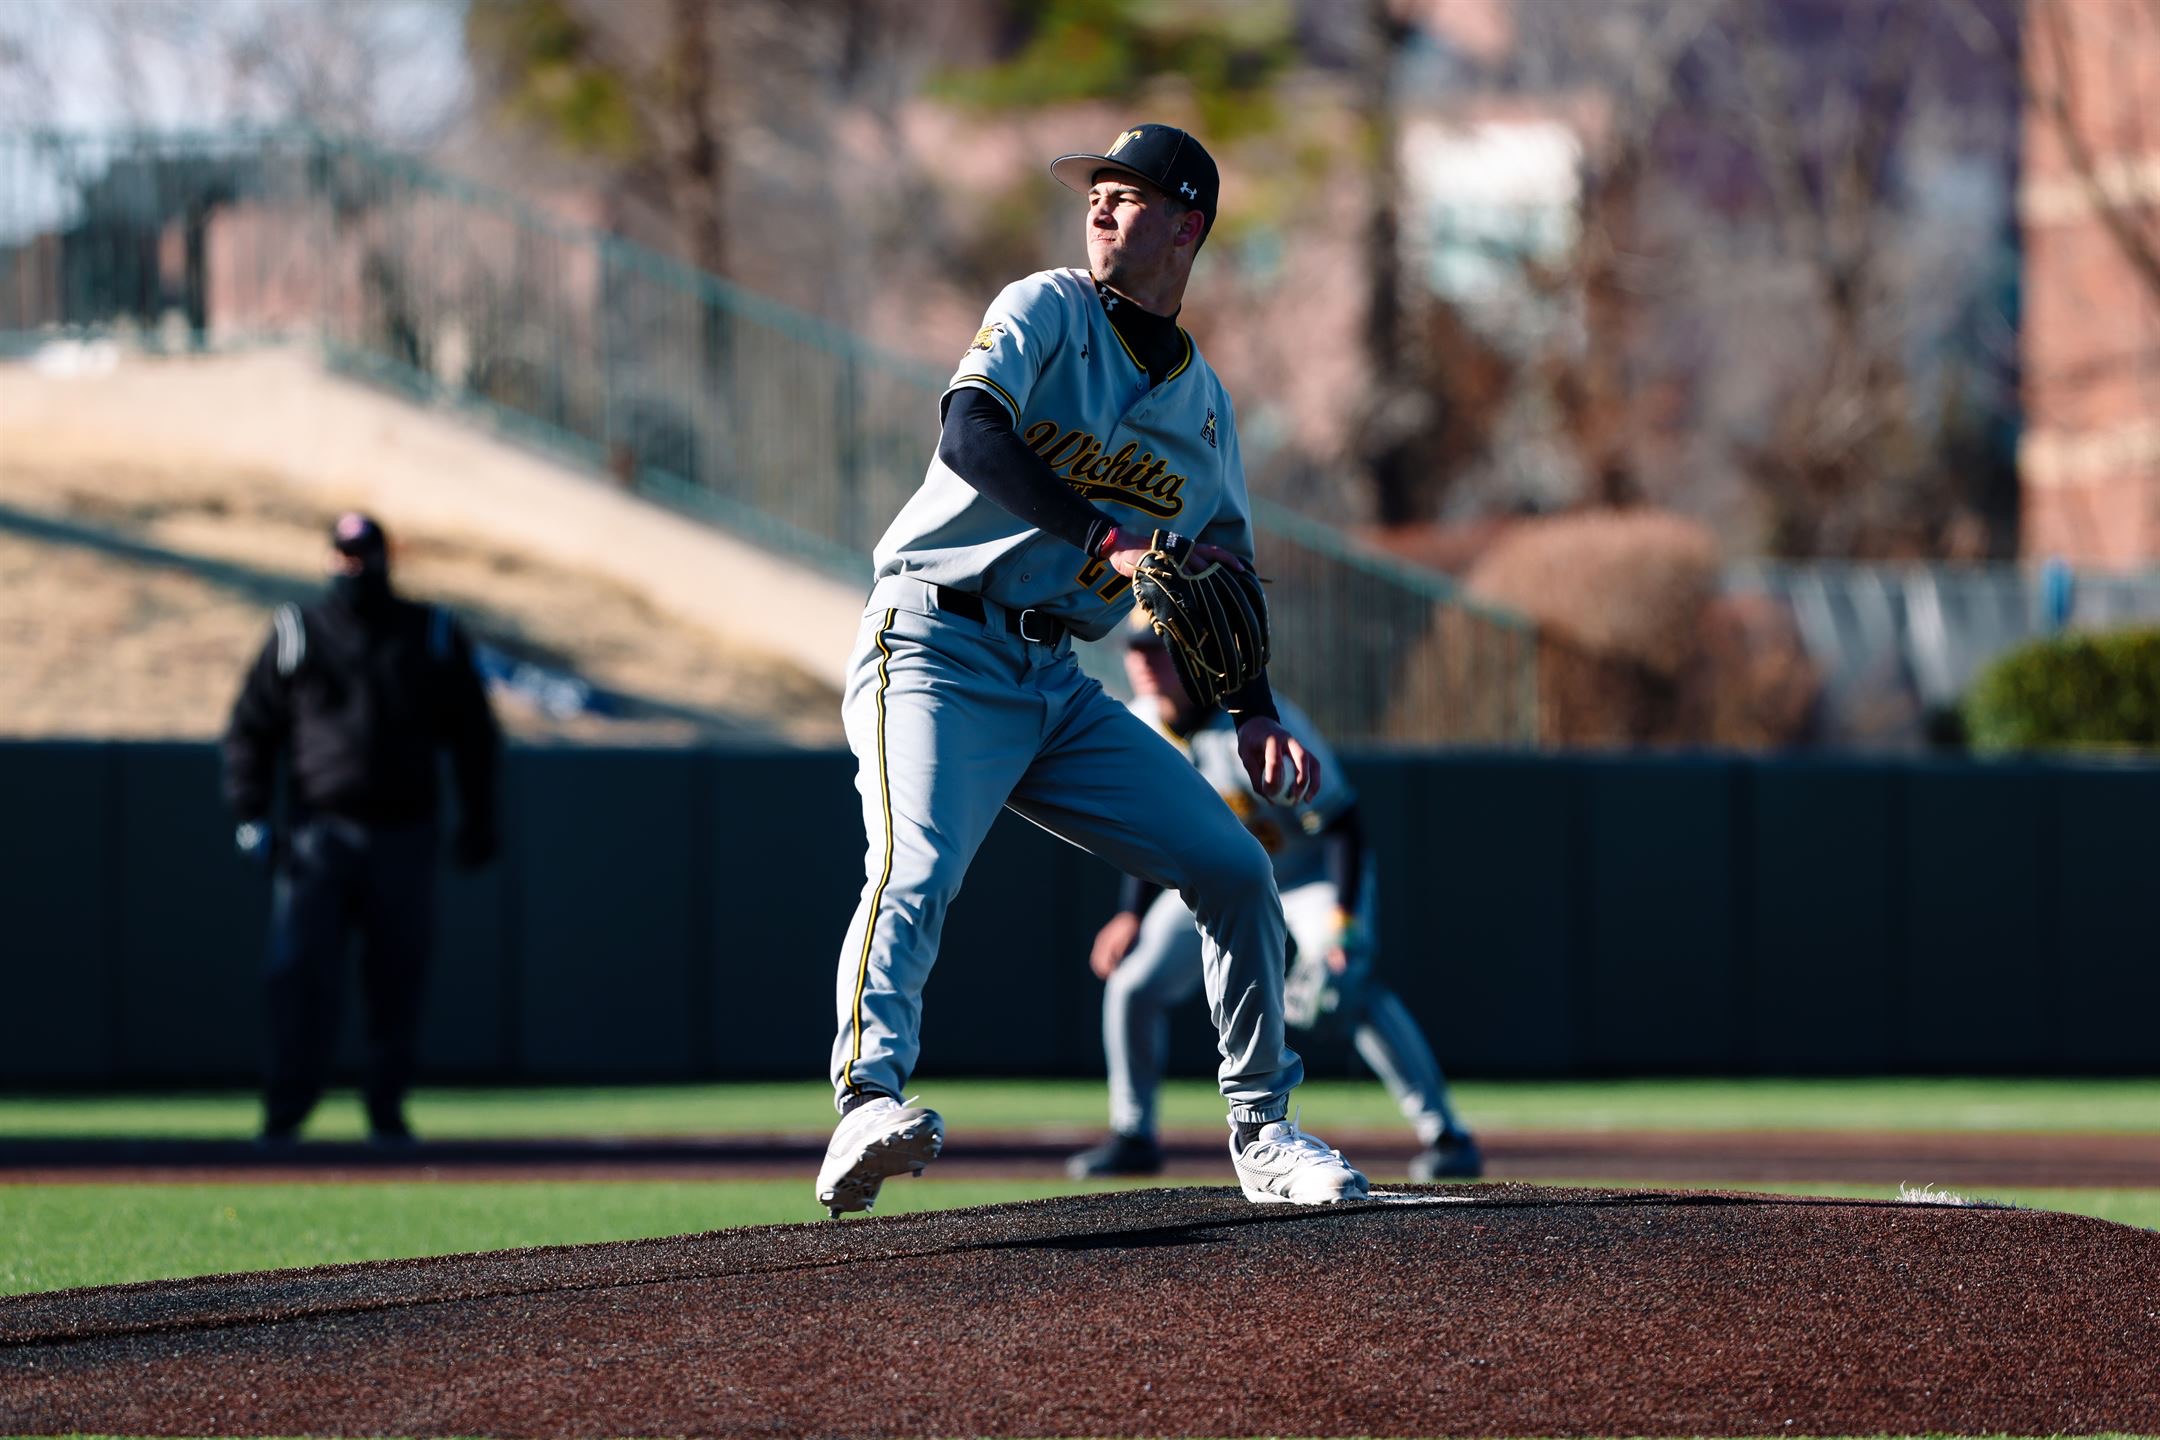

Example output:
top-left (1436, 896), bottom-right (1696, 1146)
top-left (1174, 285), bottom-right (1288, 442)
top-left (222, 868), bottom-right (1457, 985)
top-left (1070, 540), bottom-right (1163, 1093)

top-left (830, 574), bottom-right (1303, 1123)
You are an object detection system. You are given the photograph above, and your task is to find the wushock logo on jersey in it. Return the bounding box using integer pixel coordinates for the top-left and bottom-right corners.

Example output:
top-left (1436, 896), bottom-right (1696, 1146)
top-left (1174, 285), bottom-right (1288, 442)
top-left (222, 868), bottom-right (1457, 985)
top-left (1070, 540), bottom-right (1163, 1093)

top-left (967, 322), bottom-right (1006, 356)
top-left (1019, 419), bottom-right (1188, 518)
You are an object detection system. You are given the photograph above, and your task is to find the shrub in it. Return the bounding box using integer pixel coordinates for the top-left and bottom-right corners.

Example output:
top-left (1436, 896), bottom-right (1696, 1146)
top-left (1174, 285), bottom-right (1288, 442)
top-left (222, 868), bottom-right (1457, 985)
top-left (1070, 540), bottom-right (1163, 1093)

top-left (1466, 509), bottom-right (1719, 679)
top-left (1460, 509), bottom-right (1817, 748)
top-left (1964, 628), bottom-right (2160, 752)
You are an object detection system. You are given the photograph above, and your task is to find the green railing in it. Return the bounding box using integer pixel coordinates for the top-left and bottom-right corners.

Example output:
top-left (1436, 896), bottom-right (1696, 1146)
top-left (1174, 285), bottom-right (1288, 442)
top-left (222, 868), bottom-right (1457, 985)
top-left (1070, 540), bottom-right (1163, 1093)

top-left (0, 128), bottom-right (1536, 744)
top-left (1253, 499), bottom-right (1536, 744)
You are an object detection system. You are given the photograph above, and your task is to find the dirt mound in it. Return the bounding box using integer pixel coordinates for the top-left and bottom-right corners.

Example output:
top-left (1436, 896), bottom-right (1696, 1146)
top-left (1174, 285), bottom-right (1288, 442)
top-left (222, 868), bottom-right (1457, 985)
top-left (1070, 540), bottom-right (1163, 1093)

top-left (3, 1185), bottom-right (2155, 1436)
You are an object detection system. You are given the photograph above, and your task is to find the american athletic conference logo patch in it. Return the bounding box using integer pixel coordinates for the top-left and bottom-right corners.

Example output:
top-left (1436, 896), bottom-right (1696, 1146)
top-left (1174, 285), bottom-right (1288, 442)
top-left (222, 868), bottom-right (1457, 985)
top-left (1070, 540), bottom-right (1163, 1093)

top-left (1201, 409), bottom-right (1217, 449)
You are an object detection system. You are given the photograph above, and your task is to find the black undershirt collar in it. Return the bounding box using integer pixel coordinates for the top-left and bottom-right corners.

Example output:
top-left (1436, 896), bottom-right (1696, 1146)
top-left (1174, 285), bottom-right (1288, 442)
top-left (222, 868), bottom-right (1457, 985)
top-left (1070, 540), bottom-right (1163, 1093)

top-left (1094, 278), bottom-right (1185, 387)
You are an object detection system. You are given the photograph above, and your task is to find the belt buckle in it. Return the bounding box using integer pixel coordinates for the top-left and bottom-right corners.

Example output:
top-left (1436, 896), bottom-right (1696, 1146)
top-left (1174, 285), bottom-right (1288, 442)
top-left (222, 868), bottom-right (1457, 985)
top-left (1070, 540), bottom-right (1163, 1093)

top-left (1016, 608), bottom-right (1053, 644)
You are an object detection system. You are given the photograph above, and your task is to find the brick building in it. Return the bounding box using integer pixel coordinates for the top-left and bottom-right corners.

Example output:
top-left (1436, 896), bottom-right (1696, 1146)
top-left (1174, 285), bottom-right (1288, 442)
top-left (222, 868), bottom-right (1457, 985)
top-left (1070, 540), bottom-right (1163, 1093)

top-left (2021, 0), bottom-right (2160, 568)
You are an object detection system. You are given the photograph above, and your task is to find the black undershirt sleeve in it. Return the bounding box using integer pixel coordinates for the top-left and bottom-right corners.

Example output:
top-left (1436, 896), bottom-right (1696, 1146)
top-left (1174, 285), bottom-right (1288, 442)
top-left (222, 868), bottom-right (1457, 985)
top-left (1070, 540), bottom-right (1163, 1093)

top-left (942, 382), bottom-right (1274, 714)
top-left (1222, 670), bottom-right (1281, 725)
top-left (1117, 872), bottom-right (1166, 918)
top-left (1320, 802), bottom-right (1366, 914)
top-left (940, 388), bottom-right (1119, 558)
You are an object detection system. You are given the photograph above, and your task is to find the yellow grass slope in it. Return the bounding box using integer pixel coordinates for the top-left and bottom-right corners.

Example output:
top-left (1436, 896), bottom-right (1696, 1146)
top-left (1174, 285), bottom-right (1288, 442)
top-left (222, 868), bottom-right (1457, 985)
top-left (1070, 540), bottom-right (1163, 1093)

top-left (0, 346), bottom-right (857, 743)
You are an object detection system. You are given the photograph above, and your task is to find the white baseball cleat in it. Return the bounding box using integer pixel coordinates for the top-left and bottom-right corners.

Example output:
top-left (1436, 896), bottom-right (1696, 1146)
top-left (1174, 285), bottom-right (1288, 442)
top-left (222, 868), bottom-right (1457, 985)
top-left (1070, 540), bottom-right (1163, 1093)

top-left (1229, 1116), bottom-right (1370, 1205)
top-left (816, 1095), bottom-right (944, 1218)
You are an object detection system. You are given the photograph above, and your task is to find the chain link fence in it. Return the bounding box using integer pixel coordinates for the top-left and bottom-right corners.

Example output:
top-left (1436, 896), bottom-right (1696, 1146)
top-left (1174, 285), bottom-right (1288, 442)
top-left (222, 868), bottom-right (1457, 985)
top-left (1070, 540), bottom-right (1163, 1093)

top-left (0, 128), bottom-right (1537, 745)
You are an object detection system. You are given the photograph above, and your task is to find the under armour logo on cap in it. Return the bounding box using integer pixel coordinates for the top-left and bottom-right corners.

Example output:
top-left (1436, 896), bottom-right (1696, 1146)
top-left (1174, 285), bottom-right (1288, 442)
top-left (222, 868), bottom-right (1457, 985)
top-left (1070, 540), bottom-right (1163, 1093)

top-left (1180, 182), bottom-right (1197, 199)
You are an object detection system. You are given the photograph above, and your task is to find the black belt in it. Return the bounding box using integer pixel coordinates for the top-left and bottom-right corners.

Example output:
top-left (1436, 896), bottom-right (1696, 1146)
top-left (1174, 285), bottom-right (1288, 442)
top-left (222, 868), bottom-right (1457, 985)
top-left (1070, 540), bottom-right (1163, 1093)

top-left (935, 585), bottom-right (1068, 645)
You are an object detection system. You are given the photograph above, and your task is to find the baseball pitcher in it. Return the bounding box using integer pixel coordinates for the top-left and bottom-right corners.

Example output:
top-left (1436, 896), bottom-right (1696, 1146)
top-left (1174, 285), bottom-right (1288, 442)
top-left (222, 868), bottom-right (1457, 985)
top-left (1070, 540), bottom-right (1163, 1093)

top-left (816, 123), bottom-right (1369, 1215)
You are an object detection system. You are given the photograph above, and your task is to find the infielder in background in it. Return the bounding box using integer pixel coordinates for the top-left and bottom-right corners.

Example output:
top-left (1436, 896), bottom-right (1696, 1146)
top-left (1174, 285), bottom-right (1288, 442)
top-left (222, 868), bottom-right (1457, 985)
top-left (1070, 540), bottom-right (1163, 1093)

top-left (1070, 620), bottom-right (1483, 1183)
top-left (817, 123), bottom-right (1369, 1216)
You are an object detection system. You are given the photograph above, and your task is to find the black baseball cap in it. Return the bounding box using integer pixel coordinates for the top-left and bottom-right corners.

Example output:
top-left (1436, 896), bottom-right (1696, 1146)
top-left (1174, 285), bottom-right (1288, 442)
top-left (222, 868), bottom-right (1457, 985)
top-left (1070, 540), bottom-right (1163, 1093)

top-left (331, 511), bottom-right (387, 557)
top-left (1051, 123), bottom-right (1219, 240)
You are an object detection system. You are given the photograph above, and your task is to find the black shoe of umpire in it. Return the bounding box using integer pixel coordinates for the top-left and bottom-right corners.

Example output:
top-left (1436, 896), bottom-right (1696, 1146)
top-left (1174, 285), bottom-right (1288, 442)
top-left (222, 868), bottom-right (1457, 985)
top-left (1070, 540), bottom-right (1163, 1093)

top-left (1067, 1131), bottom-right (1165, 1178)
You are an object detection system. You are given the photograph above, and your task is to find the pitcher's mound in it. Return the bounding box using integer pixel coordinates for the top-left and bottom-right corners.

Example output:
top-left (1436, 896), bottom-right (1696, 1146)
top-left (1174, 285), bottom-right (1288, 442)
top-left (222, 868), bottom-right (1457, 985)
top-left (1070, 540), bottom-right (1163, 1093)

top-left (4, 1185), bottom-right (2156, 1436)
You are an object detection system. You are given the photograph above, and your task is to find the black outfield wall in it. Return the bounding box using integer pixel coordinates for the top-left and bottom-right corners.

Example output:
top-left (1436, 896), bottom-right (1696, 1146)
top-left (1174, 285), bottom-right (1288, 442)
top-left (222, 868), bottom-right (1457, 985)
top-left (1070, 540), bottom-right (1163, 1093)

top-left (3, 743), bottom-right (2155, 1084)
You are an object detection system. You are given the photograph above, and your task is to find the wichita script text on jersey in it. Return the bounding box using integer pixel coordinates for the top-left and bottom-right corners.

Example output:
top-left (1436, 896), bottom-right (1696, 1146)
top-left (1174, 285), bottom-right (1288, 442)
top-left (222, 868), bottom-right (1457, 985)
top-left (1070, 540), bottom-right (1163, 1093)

top-left (1021, 419), bottom-right (1187, 518)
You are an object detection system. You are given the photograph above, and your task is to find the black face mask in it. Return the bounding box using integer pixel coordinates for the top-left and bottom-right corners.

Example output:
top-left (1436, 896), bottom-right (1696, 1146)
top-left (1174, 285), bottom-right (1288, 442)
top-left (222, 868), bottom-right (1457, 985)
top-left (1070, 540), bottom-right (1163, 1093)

top-left (330, 566), bottom-right (393, 616)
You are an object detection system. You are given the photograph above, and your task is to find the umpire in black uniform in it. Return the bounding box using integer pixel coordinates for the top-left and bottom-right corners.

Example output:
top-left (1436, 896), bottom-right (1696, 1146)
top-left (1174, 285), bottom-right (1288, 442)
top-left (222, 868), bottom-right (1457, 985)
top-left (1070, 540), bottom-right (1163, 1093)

top-left (223, 513), bottom-right (502, 1143)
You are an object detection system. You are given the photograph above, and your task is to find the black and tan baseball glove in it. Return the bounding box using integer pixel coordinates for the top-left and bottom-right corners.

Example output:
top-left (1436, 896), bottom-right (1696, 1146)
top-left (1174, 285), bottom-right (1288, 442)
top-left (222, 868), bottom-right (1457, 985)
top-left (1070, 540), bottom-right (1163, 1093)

top-left (1128, 529), bottom-right (1270, 710)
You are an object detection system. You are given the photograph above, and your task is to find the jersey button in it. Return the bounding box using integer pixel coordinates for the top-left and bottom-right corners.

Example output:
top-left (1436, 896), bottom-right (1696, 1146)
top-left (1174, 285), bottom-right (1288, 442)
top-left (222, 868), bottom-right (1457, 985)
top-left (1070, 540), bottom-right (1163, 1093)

top-left (1020, 572), bottom-right (1032, 581)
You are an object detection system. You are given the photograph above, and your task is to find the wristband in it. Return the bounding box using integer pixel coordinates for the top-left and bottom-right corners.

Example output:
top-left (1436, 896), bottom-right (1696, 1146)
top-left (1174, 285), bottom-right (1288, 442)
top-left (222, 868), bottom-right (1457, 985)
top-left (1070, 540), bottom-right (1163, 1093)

top-left (1094, 525), bottom-right (1125, 560)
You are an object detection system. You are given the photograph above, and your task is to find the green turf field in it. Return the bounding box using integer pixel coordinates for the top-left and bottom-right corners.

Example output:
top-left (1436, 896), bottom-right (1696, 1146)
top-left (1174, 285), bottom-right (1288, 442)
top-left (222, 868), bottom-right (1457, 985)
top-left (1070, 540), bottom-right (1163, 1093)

top-left (6, 1075), bottom-right (2158, 1138)
top-left (5, 1076), bottom-right (2157, 1301)
top-left (3, 1175), bottom-right (2156, 1297)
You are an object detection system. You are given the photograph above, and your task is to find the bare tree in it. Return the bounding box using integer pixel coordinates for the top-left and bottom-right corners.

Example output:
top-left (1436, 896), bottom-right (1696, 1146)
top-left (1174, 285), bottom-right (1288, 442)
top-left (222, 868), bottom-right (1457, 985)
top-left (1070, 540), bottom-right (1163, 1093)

top-left (1348, 0), bottom-right (1430, 524)
top-left (465, 0), bottom-right (733, 278)
top-left (1717, 0), bottom-right (1935, 554)
top-left (1735, 1), bottom-right (2018, 557)
top-left (1354, 0), bottom-right (1720, 526)
top-left (1521, 0), bottom-right (1722, 511)
top-left (655, 0), bottom-right (725, 279)
top-left (1446, 0), bottom-right (2020, 558)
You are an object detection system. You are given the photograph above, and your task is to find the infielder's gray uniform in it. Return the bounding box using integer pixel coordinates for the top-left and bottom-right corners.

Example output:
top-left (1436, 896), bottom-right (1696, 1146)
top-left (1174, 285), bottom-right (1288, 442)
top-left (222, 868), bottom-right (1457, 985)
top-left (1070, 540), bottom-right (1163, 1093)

top-left (1106, 699), bottom-right (1465, 1143)
top-left (831, 266), bottom-right (1302, 1123)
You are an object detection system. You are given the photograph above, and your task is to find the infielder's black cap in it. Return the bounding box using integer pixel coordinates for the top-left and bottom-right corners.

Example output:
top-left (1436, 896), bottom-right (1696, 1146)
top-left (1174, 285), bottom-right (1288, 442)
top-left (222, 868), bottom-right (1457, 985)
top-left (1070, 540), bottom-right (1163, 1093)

top-left (1051, 123), bottom-right (1220, 240)
top-left (331, 511), bottom-right (387, 557)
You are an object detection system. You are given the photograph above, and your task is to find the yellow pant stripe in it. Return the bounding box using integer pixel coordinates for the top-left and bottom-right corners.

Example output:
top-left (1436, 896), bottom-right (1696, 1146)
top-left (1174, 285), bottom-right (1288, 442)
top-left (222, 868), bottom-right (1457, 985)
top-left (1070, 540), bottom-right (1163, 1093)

top-left (842, 607), bottom-right (899, 1097)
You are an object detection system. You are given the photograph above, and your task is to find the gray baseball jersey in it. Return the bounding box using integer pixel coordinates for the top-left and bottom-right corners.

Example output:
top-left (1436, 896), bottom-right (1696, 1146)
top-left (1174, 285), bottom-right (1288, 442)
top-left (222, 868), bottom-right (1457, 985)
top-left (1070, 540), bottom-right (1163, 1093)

top-left (831, 267), bottom-right (1303, 1128)
top-left (872, 267), bottom-right (1252, 640)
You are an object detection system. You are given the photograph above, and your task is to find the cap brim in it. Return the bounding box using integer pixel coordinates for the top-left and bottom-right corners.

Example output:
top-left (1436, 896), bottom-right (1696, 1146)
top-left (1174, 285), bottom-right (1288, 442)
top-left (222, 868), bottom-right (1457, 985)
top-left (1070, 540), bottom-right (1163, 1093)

top-left (1050, 152), bottom-right (1148, 195)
